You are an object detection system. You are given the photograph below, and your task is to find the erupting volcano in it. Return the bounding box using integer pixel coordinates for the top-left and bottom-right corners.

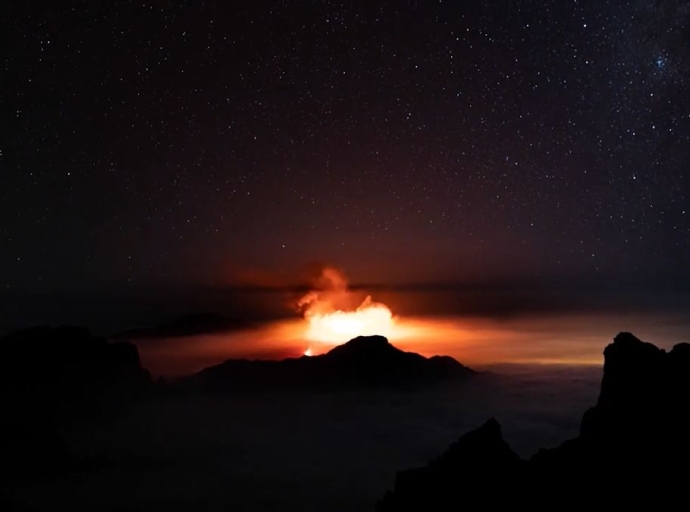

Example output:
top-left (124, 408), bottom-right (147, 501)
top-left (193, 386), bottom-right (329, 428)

top-left (297, 267), bottom-right (397, 354)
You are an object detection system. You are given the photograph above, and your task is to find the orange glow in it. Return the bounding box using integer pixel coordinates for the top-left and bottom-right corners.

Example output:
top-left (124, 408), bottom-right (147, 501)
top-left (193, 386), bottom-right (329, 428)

top-left (303, 295), bottom-right (396, 344)
top-left (130, 270), bottom-right (688, 378)
top-left (134, 314), bottom-right (615, 377)
top-left (295, 267), bottom-right (406, 352)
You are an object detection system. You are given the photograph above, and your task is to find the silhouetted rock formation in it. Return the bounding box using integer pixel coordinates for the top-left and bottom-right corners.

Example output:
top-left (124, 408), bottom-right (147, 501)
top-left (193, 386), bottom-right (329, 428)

top-left (378, 332), bottom-right (690, 510)
top-left (1, 325), bottom-right (150, 401)
top-left (187, 335), bottom-right (473, 392)
top-left (115, 312), bottom-right (256, 339)
top-left (0, 326), bottom-right (151, 478)
top-left (579, 331), bottom-right (690, 440)
top-left (381, 419), bottom-right (525, 510)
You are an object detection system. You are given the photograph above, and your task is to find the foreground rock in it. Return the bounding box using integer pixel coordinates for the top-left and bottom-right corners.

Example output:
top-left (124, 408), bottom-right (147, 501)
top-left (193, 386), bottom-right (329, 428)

top-left (187, 335), bottom-right (473, 392)
top-left (1, 325), bottom-right (151, 403)
top-left (378, 332), bottom-right (690, 510)
top-left (1, 326), bottom-right (151, 477)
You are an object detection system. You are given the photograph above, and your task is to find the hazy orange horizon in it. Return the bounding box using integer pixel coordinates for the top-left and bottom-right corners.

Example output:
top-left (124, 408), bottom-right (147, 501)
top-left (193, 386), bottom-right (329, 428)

top-left (133, 310), bottom-right (690, 378)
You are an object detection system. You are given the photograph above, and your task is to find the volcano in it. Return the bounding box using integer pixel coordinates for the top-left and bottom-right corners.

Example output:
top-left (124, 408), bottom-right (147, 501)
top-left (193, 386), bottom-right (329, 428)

top-left (186, 335), bottom-right (473, 391)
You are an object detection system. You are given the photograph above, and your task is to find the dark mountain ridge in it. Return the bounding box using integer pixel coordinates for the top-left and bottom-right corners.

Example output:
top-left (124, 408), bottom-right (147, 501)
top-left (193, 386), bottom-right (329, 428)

top-left (1, 325), bottom-right (151, 402)
top-left (1, 326), bottom-right (151, 480)
top-left (378, 332), bottom-right (690, 510)
top-left (186, 335), bottom-right (473, 391)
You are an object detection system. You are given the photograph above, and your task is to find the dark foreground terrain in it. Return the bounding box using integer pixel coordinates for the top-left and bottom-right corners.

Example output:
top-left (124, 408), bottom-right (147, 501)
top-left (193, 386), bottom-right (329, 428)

top-left (4, 327), bottom-right (678, 510)
top-left (378, 332), bottom-right (690, 510)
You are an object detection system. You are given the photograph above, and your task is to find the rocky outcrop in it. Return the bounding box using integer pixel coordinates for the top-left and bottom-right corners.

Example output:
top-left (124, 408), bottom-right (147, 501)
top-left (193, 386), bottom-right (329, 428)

top-left (378, 332), bottom-right (690, 510)
top-left (0, 326), bottom-right (151, 477)
top-left (0, 325), bottom-right (150, 402)
top-left (580, 331), bottom-right (690, 440)
top-left (378, 419), bottom-right (525, 511)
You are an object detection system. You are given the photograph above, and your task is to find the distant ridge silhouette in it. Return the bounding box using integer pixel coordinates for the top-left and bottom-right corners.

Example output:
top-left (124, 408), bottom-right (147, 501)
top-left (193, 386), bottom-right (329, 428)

top-left (186, 335), bottom-right (473, 391)
top-left (377, 332), bottom-right (690, 510)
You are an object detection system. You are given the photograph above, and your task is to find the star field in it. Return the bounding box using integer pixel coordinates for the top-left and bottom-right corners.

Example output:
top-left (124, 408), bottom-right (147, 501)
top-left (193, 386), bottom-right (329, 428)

top-left (2, 1), bottom-right (689, 291)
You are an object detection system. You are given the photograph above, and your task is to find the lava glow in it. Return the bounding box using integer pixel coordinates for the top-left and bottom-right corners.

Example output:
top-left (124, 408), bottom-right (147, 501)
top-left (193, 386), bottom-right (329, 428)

top-left (297, 267), bottom-right (398, 351)
top-left (303, 295), bottom-right (396, 344)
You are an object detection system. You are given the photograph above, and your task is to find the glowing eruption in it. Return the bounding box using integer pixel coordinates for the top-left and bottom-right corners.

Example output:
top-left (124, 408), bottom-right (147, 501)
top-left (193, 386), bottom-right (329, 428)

top-left (297, 267), bottom-right (397, 348)
top-left (304, 296), bottom-right (395, 343)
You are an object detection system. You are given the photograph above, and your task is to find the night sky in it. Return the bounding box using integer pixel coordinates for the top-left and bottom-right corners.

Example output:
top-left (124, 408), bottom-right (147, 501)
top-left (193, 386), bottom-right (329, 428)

top-left (3, 1), bottom-right (689, 294)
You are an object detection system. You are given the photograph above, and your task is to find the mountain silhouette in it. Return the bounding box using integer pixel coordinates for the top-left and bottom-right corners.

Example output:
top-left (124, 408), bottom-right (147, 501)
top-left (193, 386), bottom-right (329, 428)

top-left (378, 332), bottom-right (690, 510)
top-left (187, 335), bottom-right (473, 391)
top-left (1, 326), bottom-right (151, 478)
top-left (1, 325), bottom-right (151, 402)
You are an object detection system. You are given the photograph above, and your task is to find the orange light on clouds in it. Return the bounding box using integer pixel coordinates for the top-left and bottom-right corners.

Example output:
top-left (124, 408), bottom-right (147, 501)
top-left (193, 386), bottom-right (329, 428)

top-left (135, 313), bottom-right (612, 377)
top-left (303, 296), bottom-right (396, 344)
top-left (296, 267), bottom-right (408, 354)
top-left (134, 267), bottom-right (684, 377)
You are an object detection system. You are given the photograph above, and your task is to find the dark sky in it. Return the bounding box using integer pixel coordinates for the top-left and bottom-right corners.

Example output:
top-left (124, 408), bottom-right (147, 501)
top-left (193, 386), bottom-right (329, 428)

top-left (3, 1), bottom-right (689, 294)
